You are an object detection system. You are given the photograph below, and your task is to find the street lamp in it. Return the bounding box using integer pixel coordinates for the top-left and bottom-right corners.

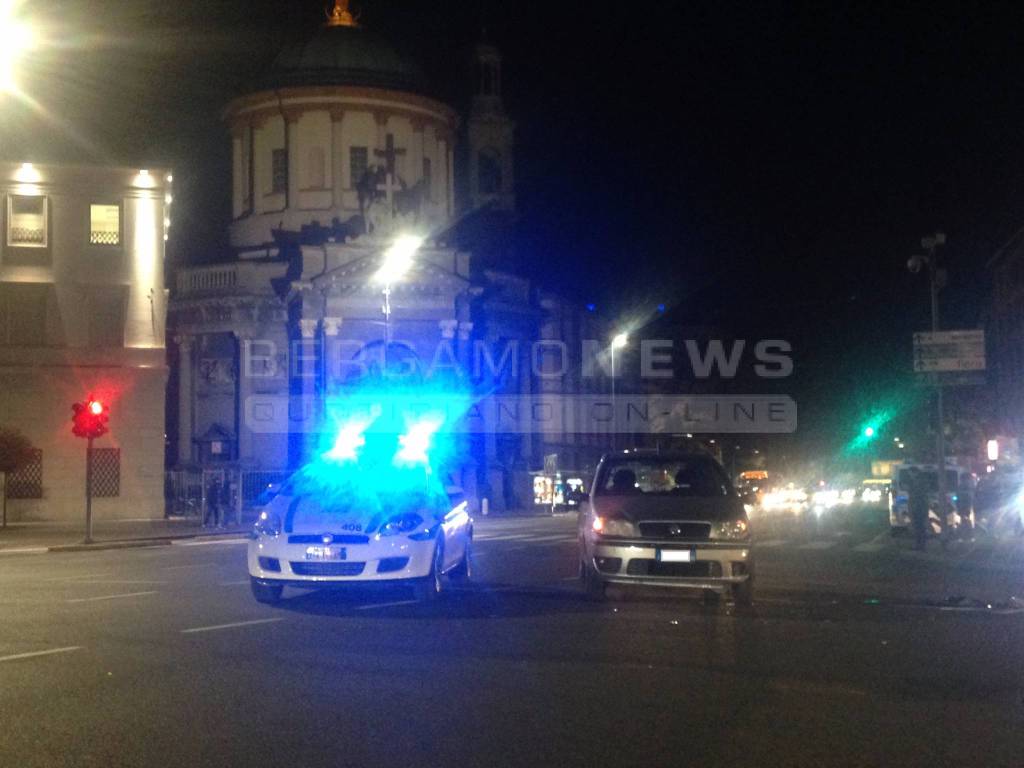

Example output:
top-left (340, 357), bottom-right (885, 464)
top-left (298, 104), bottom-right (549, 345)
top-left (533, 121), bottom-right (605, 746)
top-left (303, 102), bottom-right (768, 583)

top-left (610, 332), bottom-right (628, 449)
top-left (0, 3), bottom-right (36, 94)
top-left (374, 234), bottom-right (423, 370)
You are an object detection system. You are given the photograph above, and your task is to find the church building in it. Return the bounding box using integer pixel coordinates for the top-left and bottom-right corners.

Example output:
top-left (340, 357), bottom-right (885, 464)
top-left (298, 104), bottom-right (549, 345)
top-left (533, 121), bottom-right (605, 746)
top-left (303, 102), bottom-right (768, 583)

top-left (169, 2), bottom-right (602, 511)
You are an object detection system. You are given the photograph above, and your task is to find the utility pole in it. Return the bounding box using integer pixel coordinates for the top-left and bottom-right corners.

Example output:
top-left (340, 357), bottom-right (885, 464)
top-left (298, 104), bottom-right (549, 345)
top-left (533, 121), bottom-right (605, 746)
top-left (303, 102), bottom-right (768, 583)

top-left (920, 233), bottom-right (948, 537)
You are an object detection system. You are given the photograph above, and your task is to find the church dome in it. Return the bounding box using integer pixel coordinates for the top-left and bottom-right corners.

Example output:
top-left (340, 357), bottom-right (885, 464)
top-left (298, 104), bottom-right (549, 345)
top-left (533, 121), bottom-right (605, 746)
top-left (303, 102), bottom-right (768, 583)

top-left (257, 21), bottom-right (430, 95)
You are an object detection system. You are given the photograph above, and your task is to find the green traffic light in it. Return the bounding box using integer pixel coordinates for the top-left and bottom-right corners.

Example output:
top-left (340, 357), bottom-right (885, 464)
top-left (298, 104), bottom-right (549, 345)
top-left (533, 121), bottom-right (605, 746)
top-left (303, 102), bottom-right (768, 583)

top-left (863, 426), bottom-right (876, 438)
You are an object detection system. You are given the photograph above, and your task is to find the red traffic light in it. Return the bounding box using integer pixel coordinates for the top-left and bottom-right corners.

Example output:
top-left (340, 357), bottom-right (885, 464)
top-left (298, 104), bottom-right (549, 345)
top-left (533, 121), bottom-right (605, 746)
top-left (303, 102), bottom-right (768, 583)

top-left (71, 396), bottom-right (110, 439)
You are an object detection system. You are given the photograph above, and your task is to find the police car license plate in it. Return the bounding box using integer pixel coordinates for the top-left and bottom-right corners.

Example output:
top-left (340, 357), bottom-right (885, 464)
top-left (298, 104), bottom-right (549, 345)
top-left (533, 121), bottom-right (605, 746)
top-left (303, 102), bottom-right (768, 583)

top-left (305, 546), bottom-right (346, 561)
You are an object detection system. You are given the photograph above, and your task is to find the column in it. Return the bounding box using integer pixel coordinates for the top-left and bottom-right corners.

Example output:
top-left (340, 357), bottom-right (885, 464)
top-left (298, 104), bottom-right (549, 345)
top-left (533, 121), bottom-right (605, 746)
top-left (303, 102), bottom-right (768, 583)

top-left (234, 331), bottom-right (254, 467)
top-left (330, 108), bottom-right (346, 208)
top-left (322, 316), bottom-right (343, 394)
top-left (175, 335), bottom-right (194, 466)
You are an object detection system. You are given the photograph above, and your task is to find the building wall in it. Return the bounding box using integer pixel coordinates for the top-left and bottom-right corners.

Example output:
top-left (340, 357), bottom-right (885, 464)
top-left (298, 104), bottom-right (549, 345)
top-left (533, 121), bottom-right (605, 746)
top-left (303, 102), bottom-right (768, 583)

top-left (0, 162), bottom-right (170, 521)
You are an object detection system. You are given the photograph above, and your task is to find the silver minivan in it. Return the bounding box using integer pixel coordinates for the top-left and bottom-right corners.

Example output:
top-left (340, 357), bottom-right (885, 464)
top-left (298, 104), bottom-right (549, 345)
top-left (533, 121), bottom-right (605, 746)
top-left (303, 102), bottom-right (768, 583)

top-left (577, 450), bottom-right (754, 603)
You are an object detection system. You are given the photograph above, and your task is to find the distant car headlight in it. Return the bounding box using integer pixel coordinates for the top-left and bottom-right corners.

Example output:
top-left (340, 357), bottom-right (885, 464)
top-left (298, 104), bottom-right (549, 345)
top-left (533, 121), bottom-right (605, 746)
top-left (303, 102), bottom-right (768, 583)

top-left (379, 512), bottom-right (425, 537)
top-left (253, 510), bottom-right (282, 538)
top-left (592, 516), bottom-right (636, 537)
top-left (714, 519), bottom-right (750, 540)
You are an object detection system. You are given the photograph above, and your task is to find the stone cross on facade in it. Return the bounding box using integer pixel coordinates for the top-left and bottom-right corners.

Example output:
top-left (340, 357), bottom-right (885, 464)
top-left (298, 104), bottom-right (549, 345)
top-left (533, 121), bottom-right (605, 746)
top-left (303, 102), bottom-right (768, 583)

top-left (374, 134), bottom-right (406, 177)
top-left (376, 172), bottom-right (402, 210)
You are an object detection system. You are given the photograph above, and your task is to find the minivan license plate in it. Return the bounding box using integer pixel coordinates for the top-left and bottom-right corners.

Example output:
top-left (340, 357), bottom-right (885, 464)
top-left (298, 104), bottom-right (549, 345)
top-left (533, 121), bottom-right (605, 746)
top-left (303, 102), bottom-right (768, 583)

top-left (658, 549), bottom-right (693, 563)
top-left (305, 546), bottom-right (346, 561)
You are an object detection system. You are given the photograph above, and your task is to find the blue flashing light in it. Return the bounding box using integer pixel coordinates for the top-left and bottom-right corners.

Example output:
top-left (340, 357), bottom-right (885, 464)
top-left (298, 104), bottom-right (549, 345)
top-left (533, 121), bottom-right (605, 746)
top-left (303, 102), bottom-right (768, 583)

top-left (657, 303), bottom-right (666, 313)
top-left (586, 303), bottom-right (596, 312)
top-left (396, 416), bottom-right (443, 465)
top-left (322, 418), bottom-right (371, 462)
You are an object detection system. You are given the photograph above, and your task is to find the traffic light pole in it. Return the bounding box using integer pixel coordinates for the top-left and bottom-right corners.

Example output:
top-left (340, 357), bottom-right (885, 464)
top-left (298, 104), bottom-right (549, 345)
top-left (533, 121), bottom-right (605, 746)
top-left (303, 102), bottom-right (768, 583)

top-left (84, 436), bottom-right (94, 544)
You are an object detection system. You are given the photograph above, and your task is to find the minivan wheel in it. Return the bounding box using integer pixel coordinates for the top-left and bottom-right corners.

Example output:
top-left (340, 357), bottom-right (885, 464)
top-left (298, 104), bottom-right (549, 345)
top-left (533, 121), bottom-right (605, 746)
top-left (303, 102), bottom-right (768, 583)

top-left (732, 577), bottom-right (754, 607)
top-left (581, 561), bottom-right (606, 601)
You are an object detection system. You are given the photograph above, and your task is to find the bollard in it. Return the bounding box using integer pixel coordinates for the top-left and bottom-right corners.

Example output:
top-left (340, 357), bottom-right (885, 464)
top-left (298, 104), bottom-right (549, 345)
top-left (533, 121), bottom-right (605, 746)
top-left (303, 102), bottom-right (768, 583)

top-left (482, 497), bottom-right (489, 516)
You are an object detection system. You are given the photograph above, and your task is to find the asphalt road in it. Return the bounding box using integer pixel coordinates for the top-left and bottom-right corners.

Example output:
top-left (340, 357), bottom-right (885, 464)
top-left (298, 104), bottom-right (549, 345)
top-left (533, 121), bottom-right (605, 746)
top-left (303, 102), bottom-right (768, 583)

top-left (1, 509), bottom-right (1023, 767)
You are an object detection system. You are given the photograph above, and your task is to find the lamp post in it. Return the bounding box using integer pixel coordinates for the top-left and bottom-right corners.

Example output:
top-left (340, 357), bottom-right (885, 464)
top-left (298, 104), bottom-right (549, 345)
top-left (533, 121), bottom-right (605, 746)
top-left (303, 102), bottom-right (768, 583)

top-left (374, 235), bottom-right (423, 372)
top-left (610, 332), bottom-right (628, 449)
top-left (908, 232), bottom-right (948, 537)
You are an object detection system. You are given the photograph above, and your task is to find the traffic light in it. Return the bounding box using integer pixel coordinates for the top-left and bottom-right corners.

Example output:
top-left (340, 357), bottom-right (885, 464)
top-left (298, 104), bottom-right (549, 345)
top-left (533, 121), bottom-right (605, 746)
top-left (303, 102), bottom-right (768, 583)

top-left (71, 397), bottom-right (109, 439)
top-left (863, 425), bottom-right (876, 439)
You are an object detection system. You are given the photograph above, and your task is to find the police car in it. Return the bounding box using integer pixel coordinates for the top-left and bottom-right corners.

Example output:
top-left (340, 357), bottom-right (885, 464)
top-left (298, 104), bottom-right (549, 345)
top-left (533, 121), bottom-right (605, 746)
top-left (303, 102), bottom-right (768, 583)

top-left (248, 418), bottom-right (472, 604)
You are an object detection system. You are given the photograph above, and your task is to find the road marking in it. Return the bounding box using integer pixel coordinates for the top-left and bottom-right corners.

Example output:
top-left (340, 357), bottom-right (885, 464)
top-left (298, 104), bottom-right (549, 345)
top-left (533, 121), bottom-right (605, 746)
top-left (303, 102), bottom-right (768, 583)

top-left (355, 600), bottom-right (419, 611)
top-left (77, 580), bottom-right (167, 585)
top-left (0, 646), bottom-right (82, 664)
top-left (798, 541), bottom-right (837, 550)
top-left (755, 539), bottom-right (786, 548)
top-left (854, 533), bottom-right (889, 553)
top-left (181, 618), bottom-right (285, 634)
top-left (219, 580), bottom-right (251, 586)
top-left (66, 591), bottom-right (158, 604)
top-left (45, 573), bottom-right (109, 581)
top-left (174, 538), bottom-right (248, 547)
top-left (162, 563), bottom-right (216, 571)
top-left (0, 547), bottom-right (49, 556)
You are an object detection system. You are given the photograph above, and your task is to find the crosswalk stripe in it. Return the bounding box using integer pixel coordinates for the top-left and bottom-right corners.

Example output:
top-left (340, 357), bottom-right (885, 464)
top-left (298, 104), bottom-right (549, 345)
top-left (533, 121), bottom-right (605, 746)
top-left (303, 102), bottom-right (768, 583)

top-left (798, 541), bottom-right (837, 550)
top-left (755, 539), bottom-right (786, 548)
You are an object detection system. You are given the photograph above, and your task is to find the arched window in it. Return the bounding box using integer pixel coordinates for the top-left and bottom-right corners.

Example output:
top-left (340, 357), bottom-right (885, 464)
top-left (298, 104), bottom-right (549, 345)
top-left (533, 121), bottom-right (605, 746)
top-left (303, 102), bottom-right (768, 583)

top-left (478, 148), bottom-right (502, 196)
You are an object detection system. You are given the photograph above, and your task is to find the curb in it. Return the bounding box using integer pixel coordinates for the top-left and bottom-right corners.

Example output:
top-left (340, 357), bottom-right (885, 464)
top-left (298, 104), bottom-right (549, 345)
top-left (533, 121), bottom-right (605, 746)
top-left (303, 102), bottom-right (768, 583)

top-left (0, 529), bottom-right (250, 556)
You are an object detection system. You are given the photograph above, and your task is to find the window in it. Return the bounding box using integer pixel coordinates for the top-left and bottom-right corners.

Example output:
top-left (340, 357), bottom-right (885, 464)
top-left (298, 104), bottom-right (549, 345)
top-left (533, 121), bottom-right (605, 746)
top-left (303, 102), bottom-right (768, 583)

top-left (422, 157), bottom-right (432, 197)
top-left (478, 148), bottom-right (502, 195)
top-left (306, 146), bottom-right (325, 189)
top-left (349, 146), bottom-right (368, 188)
top-left (89, 204), bottom-right (121, 246)
top-left (0, 283), bottom-right (48, 346)
top-left (7, 195), bottom-right (47, 247)
top-left (90, 448), bottom-right (121, 497)
top-left (271, 148), bottom-right (288, 194)
top-left (5, 449), bottom-right (42, 499)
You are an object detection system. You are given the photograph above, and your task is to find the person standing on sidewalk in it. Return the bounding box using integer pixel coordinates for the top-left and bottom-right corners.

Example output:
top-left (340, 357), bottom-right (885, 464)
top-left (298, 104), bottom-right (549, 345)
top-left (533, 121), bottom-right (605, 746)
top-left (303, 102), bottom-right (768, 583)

top-left (205, 475), bottom-right (222, 529)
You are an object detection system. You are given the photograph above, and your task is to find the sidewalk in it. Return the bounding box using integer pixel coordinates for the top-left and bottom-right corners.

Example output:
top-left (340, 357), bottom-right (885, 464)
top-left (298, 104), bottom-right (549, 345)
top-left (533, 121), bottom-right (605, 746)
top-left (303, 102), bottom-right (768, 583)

top-left (0, 516), bottom-right (253, 554)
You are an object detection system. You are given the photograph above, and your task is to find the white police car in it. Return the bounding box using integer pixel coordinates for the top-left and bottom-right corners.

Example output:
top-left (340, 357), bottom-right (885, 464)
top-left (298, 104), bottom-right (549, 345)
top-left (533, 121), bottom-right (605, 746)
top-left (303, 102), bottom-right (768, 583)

top-left (248, 423), bottom-right (472, 604)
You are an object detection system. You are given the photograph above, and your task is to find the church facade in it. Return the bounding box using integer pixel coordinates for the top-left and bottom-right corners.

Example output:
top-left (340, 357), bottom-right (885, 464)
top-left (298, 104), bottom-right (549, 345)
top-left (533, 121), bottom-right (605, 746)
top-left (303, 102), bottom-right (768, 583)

top-left (169, 4), bottom-right (603, 511)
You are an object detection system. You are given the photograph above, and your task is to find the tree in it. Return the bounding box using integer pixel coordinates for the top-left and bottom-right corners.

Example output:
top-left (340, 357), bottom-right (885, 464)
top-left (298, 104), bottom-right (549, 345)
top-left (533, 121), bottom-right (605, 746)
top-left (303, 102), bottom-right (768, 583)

top-left (0, 427), bottom-right (35, 528)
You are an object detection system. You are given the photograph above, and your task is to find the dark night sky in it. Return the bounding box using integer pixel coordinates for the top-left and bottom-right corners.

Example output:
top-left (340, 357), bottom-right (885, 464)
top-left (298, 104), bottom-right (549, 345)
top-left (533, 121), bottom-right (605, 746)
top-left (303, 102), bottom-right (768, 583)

top-left (4, 0), bottom-right (1024, 461)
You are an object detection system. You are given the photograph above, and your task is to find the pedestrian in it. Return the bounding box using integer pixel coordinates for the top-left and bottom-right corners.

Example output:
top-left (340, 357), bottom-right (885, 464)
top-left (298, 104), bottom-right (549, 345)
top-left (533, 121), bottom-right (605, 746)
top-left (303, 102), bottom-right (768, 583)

top-left (907, 469), bottom-right (929, 551)
top-left (205, 475), bottom-right (221, 529)
top-left (219, 477), bottom-right (232, 528)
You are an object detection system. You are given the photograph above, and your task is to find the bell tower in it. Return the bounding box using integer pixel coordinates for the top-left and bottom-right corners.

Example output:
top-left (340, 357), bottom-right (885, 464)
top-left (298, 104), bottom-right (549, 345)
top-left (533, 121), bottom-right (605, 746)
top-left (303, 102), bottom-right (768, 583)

top-left (467, 35), bottom-right (515, 212)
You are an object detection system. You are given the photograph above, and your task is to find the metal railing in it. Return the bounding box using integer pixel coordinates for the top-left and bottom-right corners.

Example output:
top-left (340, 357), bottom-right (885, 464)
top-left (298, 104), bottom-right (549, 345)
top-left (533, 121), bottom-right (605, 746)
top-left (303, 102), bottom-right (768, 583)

top-left (165, 468), bottom-right (291, 524)
top-left (175, 265), bottom-right (239, 296)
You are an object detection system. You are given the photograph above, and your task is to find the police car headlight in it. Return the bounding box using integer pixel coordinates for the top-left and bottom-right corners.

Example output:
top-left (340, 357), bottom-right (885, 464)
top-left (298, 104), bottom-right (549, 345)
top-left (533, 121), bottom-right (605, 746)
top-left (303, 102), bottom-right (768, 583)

top-left (379, 513), bottom-right (425, 537)
top-left (253, 511), bottom-right (282, 538)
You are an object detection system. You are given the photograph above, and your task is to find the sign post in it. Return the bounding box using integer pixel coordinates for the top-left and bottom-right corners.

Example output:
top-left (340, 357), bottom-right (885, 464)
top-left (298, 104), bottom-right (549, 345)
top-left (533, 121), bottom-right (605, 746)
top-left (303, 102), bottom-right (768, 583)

top-left (911, 329), bottom-right (985, 537)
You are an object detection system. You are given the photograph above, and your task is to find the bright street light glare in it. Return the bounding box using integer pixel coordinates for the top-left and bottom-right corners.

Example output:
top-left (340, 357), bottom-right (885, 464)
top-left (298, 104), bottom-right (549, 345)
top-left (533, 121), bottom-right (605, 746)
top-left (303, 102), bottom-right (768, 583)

top-left (611, 332), bottom-right (628, 350)
top-left (0, 3), bottom-right (36, 93)
top-left (375, 234), bottom-right (424, 285)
